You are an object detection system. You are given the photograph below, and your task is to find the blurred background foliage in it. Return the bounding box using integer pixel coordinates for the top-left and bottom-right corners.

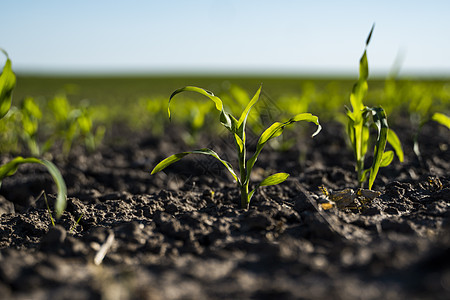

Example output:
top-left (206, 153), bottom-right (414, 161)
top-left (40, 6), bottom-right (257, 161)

top-left (1, 75), bottom-right (448, 155)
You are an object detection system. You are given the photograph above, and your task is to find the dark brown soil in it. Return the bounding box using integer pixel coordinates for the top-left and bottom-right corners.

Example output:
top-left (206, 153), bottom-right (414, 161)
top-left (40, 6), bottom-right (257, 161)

top-left (0, 120), bottom-right (449, 300)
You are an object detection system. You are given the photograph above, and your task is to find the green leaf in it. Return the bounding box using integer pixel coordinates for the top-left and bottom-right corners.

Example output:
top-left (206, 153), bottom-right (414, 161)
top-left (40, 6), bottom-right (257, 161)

top-left (22, 97), bottom-right (42, 119)
top-left (291, 113), bottom-right (322, 137)
top-left (247, 172), bottom-right (290, 204)
top-left (151, 148), bottom-right (239, 183)
top-left (379, 150), bottom-right (394, 168)
top-left (234, 133), bottom-right (244, 154)
top-left (150, 152), bottom-right (190, 174)
top-left (259, 172), bottom-right (290, 186)
top-left (246, 113), bottom-right (321, 180)
top-left (40, 160), bottom-right (67, 218)
top-left (366, 107), bottom-right (389, 189)
top-left (169, 86), bottom-right (223, 115)
top-left (365, 24), bottom-right (375, 46)
top-left (431, 112), bottom-right (450, 129)
top-left (168, 86), bottom-right (237, 132)
top-left (247, 189), bottom-right (256, 203)
top-left (387, 129), bottom-right (404, 162)
top-left (258, 122), bottom-right (285, 145)
top-left (359, 24), bottom-right (374, 80)
top-left (0, 157), bottom-right (67, 218)
top-left (237, 85), bottom-right (262, 138)
top-left (360, 121), bottom-right (370, 159)
top-left (21, 97), bottom-right (42, 138)
top-left (359, 52), bottom-right (369, 82)
top-left (348, 25), bottom-right (374, 118)
top-left (0, 49), bottom-right (16, 119)
top-left (0, 157), bottom-right (41, 180)
top-left (361, 169), bottom-right (370, 185)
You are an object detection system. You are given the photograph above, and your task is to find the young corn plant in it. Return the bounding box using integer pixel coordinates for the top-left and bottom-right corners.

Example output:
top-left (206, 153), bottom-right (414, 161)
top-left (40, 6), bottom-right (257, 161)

top-left (75, 102), bottom-right (106, 153)
top-left (406, 84), bottom-right (450, 158)
top-left (151, 85), bottom-right (321, 209)
top-left (48, 95), bottom-right (104, 155)
top-left (345, 26), bottom-right (404, 189)
top-left (0, 49), bottom-right (67, 218)
top-left (413, 111), bottom-right (450, 158)
top-left (17, 96), bottom-right (57, 156)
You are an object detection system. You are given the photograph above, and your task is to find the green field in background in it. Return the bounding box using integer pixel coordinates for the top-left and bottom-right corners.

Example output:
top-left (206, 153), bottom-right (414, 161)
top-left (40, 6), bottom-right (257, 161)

top-left (2, 74), bottom-right (448, 155)
top-left (14, 75), bottom-right (379, 104)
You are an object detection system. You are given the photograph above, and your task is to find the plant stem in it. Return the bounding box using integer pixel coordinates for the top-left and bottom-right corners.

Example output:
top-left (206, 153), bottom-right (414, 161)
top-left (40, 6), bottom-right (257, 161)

top-left (240, 184), bottom-right (249, 209)
top-left (357, 159), bottom-right (365, 189)
top-left (235, 135), bottom-right (249, 209)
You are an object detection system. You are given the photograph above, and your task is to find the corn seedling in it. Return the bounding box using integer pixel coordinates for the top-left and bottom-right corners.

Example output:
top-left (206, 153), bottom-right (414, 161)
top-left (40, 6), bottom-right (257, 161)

top-left (408, 86), bottom-right (450, 157)
top-left (69, 212), bottom-right (84, 234)
top-left (0, 49), bottom-right (67, 218)
top-left (411, 112), bottom-right (449, 159)
top-left (48, 95), bottom-right (104, 155)
top-left (40, 191), bottom-right (56, 227)
top-left (345, 26), bottom-right (404, 189)
top-left (181, 98), bottom-right (214, 145)
top-left (17, 96), bottom-right (56, 156)
top-left (76, 102), bottom-right (106, 152)
top-left (151, 85), bottom-right (321, 209)
top-left (0, 106), bottom-right (20, 154)
top-left (38, 190), bottom-right (83, 233)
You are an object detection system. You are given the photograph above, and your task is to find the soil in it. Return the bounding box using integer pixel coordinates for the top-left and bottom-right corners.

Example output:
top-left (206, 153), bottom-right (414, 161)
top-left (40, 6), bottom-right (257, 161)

top-left (0, 120), bottom-right (449, 300)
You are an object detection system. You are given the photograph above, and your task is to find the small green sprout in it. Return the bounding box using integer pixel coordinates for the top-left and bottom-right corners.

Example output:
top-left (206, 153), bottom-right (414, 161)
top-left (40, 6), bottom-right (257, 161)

top-left (411, 103), bottom-right (450, 158)
top-left (0, 49), bottom-right (67, 218)
top-left (151, 85), bottom-right (321, 209)
top-left (345, 25), bottom-right (404, 189)
top-left (41, 191), bottom-right (56, 227)
top-left (48, 95), bottom-right (104, 155)
top-left (75, 102), bottom-right (106, 152)
top-left (18, 96), bottom-right (52, 156)
top-left (413, 112), bottom-right (449, 158)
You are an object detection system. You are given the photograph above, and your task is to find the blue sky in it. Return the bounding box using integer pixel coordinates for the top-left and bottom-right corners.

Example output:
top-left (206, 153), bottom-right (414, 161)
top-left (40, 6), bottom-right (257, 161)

top-left (1, 0), bottom-right (449, 76)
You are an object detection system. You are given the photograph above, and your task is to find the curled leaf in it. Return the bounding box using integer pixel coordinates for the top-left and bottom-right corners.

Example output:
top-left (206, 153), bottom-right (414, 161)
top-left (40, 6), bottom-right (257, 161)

top-left (168, 86), bottom-right (237, 132)
top-left (0, 157), bottom-right (67, 218)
